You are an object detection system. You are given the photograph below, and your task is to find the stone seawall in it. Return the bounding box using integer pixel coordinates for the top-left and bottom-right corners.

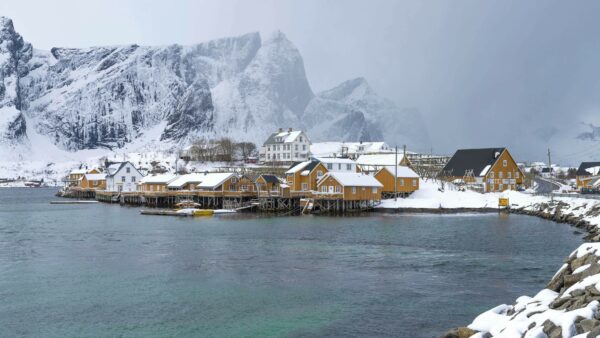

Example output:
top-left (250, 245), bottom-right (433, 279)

top-left (442, 199), bottom-right (600, 338)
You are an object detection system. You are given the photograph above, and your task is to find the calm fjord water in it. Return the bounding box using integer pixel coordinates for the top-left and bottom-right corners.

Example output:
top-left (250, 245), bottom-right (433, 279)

top-left (0, 188), bottom-right (582, 337)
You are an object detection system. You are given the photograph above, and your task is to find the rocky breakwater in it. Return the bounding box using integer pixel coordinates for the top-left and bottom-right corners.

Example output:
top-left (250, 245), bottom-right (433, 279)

top-left (443, 197), bottom-right (600, 338)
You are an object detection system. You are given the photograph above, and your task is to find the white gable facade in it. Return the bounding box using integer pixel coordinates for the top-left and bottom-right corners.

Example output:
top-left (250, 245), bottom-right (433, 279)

top-left (260, 128), bottom-right (311, 164)
top-left (105, 162), bottom-right (144, 192)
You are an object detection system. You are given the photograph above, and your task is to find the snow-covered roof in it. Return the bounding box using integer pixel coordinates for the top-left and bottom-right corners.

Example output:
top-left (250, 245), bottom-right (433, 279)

top-left (167, 173), bottom-right (207, 188)
top-left (321, 172), bottom-right (383, 187)
top-left (70, 169), bottom-right (87, 175)
top-left (167, 172), bottom-right (236, 189)
top-left (585, 166), bottom-right (600, 176)
top-left (300, 170), bottom-right (310, 176)
top-left (480, 164), bottom-right (492, 176)
top-left (315, 157), bottom-right (356, 165)
top-left (83, 173), bottom-right (106, 181)
top-left (381, 166), bottom-right (419, 178)
top-left (286, 161), bottom-right (311, 174)
top-left (356, 154), bottom-right (405, 166)
top-left (264, 130), bottom-right (306, 145)
top-left (310, 142), bottom-right (393, 157)
top-left (196, 173), bottom-right (235, 188)
top-left (139, 174), bottom-right (177, 184)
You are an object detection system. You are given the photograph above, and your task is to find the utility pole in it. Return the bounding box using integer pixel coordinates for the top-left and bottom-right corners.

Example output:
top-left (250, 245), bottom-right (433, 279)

top-left (547, 148), bottom-right (552, 178)
top-left (548, 147), bottom-right (554, 201)
top-left (394, 146), bottom-right (398, 201)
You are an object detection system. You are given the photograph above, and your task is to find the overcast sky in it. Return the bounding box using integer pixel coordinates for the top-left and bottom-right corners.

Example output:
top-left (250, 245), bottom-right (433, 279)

top-left (3, 0), bottom-right (600, 164)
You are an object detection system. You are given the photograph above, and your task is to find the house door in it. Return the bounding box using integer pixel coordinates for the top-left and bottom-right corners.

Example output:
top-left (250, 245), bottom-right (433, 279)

top-left (328, 186), bottom-right (334, 193)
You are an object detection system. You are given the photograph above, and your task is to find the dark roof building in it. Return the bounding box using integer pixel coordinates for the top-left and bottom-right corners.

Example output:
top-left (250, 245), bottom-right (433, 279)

top-left (259, 174), bottom-right (281, 184)
top-left (441, 148), bottom-right (506, 177)
top-left (576, 162), bottom-right (600, 176)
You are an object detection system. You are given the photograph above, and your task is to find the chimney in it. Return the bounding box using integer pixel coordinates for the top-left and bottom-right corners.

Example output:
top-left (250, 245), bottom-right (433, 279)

top-left (278, 128), bottom-right (283, 133)
top-left (288, 127), bottom-right (292, 132)
top-left (494, 151), bottom-right (500, 158)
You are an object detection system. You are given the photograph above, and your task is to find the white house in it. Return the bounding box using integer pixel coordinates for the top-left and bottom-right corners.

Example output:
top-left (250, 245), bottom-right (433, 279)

top-left (315, 157), bottom-right (357, 173)
top-left (355, 153), bottom-right (410, 173)
top-left (260, 128), bottom-right (311, 165)
top-left (105, 162), bottom-right (144, 192)
top-left (311, 141), bottom-right (393, 159)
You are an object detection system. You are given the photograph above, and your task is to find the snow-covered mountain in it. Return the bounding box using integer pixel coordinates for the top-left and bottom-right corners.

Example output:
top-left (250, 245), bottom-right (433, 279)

top-left (0, 16), bottom-right (431, 162)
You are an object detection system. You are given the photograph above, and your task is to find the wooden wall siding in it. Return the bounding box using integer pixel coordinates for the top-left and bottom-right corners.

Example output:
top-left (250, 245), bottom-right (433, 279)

top-left (288, 163), bottom-right (328, 191)
top-left (577, 176), bottom-right (594, 188)
top-left (484, 150), bottom-right (524, 192)
top-left (374, 169), bottom-right (419, 193)
top-left (80, 178), bottom-right (106, 190)
top-left (223, 176), bottom-right (256, 192)
top-left (316, 175), bottom-right (382, 201)
top-left (139, 183), bottom-right (168, 192)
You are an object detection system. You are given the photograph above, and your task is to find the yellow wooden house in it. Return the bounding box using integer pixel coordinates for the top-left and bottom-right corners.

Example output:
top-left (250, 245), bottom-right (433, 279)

top-left (440, 148), bottom-right (524, 192)
top-left (138, 174), bottom-right (177, 192)
top-left (255, 174), bottom-right (289, 197)
top-left (79, 173), bottom-right (107, 190)
top-left (316, 172), bottom-right (383, 201)
top-left (374, 165), bottom-right (420, 197)
top-left (285, 160), bottom-right (328, 192)
top-left (576, 162), bottom-right (600, 189)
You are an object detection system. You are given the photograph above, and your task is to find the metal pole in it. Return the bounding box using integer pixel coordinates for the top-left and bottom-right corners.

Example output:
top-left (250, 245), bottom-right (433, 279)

top-left (394, 146), bottom-right (398, 201)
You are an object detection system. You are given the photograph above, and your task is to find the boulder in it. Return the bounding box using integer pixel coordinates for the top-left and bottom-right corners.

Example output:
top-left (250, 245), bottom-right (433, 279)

top-left (440, 327), bottom-right (477, 338)
top-left (576, 318), bottom-right (600, 334)
top-left (542, 319), bottom-right (563, 338)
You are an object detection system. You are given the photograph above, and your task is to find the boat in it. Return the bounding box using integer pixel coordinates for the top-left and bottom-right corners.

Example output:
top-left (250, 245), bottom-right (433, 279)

top-left (174, 200), bottom-right (202, 209)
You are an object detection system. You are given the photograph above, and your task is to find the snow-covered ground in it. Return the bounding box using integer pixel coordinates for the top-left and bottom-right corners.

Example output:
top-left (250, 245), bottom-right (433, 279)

top-left (377, 179), bottom-right (547, 210)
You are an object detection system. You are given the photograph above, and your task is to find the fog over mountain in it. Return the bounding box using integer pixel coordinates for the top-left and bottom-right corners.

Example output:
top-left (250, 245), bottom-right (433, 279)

top-left (2, 0), bottom-right (600, 164)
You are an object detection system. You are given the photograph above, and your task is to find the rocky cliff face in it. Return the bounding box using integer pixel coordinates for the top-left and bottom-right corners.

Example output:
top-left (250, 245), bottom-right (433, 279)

top-left (0, 17), bottom-right (31, 142)
top-left (0, 16), bottom-right (431, 155)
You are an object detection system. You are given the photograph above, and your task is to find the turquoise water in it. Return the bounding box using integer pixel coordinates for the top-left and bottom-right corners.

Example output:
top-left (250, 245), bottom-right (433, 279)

top-left (0, 188), bottom-right (582, 337)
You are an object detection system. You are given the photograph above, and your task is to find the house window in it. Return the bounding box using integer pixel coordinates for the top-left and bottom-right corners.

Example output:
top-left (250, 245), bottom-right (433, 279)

top-left (352, 187), bottom-right (356, 193)
top-left (295, 145), bottom-right (298, 151)
top-left (302, 183), bottom-right (308, 191)
top-left (121, 176), bottom-right (126, 182)
top-left (499, 184), bottom-right (504, 190)
top-left (346, 164), bottom-right (352, 170)
top-left (131, 176), bottom-right (136, 183)
top-left (412, 179), bottom-right (417, 186)
top-left (126, 167), bottom-right (131, 173)
top-left (503, 160), bottom-right (507, 167)
top-left (499, 172), bottom-right (503, 179)
top-left (490, 172), bottom-right (494, 179)
top-left (507, 172), bottom-right (511, 179)
top-left (299, 136), bottom-right (303, 142)
top-left (267, 154), bottom-right (271, 160)
top-left (335, 186), bottom-right (341, 193)
top-left (338, 164), bottom-right (342, 170)
top-left (372, 187), bottom-right (377, 193)
top-left (317, 171), bottom-right (323, 178)
top-left (302, 145), bottom-right (306, 151)
top-left (327, 163), bottom-right (333, 170)
top-left (268, 146), bottom-right (270, 151)
top-left (321, 186), bottom-right (327, 192)
top-left (400, 179), bottom-right (404, 186)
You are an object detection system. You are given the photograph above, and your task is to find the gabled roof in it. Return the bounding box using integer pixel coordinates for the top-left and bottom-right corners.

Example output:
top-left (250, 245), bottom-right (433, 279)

top-left (441, 148), bottom-right (506, 177)
top-left (258, 174), bottom-right (280, 184)
top-left (577, 162), bottom-right (600, 176)
top-left (69, 169), bottom-right (87, 175)
top-left (106, 161), bottom-right (142, 177)
top-left (379, 166), bottom-right (419, 178)
top-left (285, 160), bottom-right (321, 174)
top-left (82, 173), bottom-right (106, 181)
top-left (263, 130), bottom-right (305, 145)
top-left (315, 157), bottom-right (356, 165)
top-left (167, 173), bottom-right (235, 189)
top-left (139, 174), bottom-right (177, 184)
top-left (356, 153), bottom-right (406, 166)
top-left (319, 172), bottom-right (383, 187)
